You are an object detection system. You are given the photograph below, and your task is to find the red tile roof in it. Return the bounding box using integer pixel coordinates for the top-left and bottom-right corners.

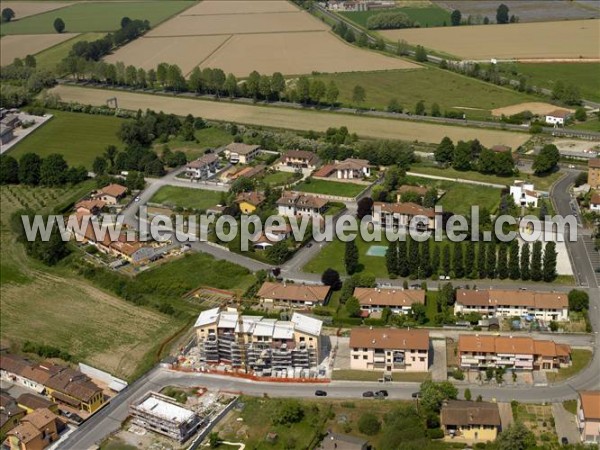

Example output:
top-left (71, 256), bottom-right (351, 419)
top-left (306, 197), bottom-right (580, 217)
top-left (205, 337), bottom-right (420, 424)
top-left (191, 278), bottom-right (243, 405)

top-left (349, 328), bottom-right (429, 351)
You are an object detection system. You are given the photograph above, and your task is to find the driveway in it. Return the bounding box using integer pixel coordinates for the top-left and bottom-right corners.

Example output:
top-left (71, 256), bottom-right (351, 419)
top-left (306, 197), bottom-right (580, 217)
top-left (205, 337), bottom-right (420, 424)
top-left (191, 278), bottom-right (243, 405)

top-left (552, 402), bottom-right (580, 444)
top-left (430, 339), bottom-right (447, 381)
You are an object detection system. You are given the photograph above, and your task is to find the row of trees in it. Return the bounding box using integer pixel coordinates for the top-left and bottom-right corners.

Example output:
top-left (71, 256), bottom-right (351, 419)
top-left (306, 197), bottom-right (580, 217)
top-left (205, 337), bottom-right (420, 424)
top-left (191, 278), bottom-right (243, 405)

top-left (0, 153), bottom-right (87, 186)
top-left (435, 137), bottom-right (516, 176)
top-left (384, 238), bottom-right (558, 282)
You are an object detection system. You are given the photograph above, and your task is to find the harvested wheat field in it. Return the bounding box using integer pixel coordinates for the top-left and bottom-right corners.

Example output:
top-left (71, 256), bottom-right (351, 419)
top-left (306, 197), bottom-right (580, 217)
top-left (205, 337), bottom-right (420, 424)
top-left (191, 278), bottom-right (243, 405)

top-left (0, 1), bottom-right (70, 19)
top-left (380, 19), bottom-right (600, 60)
top-left (105, 35), bottom-right (231, 74)
top-left (147, 11), bottom-right (326, 37)
top-left (182, 0), bottom-right (301, 15)
top-left (199, 31), bottom-right (419, 76)
top-left (108, 0), bottom-right (419, 76)
top-left (1, 33), bottom-right (78, 66)
top-left (51, 85), bottom-right (530, 148)
top-left (492, 102), bottom-right (575, 118)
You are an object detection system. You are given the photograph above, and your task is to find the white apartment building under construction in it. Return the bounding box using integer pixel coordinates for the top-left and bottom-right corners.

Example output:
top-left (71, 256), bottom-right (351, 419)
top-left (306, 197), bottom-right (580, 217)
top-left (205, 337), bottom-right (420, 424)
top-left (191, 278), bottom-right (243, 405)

top-left (194, 308), bottom-right (323, 374)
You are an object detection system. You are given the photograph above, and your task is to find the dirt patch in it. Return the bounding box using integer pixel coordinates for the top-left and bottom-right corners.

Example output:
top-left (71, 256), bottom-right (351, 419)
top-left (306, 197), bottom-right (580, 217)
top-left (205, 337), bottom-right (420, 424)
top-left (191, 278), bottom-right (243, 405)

top-left (553, 139), bottom-right (600, 154)
top-left (51, 85), bottom-right (531, 148)
top-left (380, 19), bottom-right (600, 60)
top-left (0, 33), bottom-right (78, 66)
top-left (0, 1), bottom-right (71, 19)
top-left (492, 102), bottom-right (574, 117)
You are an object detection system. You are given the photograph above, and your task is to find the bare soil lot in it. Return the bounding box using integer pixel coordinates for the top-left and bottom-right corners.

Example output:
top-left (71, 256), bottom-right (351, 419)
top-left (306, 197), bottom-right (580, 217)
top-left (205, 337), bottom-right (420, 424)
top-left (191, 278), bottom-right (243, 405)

top-left (199, 31), bottom-right (419, 76)
top-left (434, 0), bottom-right (599, 23)
top-left (181, 0), bottom-right (299, 15)
top-left (51, 85), bottom-right (531, 148)
top-left (147, 10), bottom-right (327, 37)
top-left (0, 1), bottom-right (70, 19)
top-left (492, 102), bottom-right (575, 117)
top-left (105, 35), bottom-right (230, 75)
top-left (0, 33), bottom-right (78, 66)
top-left (380, 19), bottom-right (600, 60)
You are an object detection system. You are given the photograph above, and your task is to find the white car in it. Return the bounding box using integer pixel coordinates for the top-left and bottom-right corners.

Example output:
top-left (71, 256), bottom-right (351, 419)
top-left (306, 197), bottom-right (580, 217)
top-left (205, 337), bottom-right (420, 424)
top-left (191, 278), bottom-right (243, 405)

top-left (134, 196), bottom-right (140, 202)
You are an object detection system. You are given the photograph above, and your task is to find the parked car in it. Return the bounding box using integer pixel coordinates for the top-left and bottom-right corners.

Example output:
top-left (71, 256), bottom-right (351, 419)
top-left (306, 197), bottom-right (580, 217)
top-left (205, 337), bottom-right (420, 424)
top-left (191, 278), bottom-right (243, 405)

top-left (412, 392), bottom-right (421, 399)
top-left (362, 391), bottom-right (374, 398)
top-left (375, 390), bottom-right (389, 397)
top-left (134, 196), bottom-right (140, 202)
top-left (315, 390), bottom-right (327, 397)
top-left (561, 437), bottom-right (569, 445)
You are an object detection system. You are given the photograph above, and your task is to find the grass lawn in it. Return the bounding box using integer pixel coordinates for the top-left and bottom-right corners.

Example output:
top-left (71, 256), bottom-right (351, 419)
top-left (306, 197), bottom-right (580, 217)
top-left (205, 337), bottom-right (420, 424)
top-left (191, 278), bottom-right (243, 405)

top-left (0, 1), bottom-right (192, 34)
top-left (546, 349), bottom-right (593, 383)
top-left (8, 110), bottom-right (123, 169)
top-left (437, 182), bottom-right (502, 215)
top-left (136, 252), bottom-right (256, 298)
top-left (295, 179), bottom-right (365, 198)
top-left (0, 182), bottom-right (182, 380)
top-left (261, 170), bottom-right (301, 187)
top-left (332, 369), bottom-right (430, 382)
top-left (150, 186), bottom-right (223, 211)
top-left (409, 163), bottom-right (562, 191)
top-left (340, 6), bottom-right (451, 28)
top-left (312, 68), bottom-right (536, 119)
top-left (158, 127), bottom-right (233, 160)
top-left (563, 400), bottom-right (577, 415)
top-left (498, 62), bottom-right (600, 103)
top-left (34, 32), bottom-right (106, 72)
top-left (568, 120), bottom-right (600, 132)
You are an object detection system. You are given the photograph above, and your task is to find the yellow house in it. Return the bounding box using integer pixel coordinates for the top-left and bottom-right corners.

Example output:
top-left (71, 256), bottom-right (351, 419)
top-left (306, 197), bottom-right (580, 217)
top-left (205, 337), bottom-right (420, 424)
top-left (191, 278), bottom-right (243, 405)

top-left (441, 400), bottom-right (501, 442)
top-left (16, 394), bottom-right (59, 415)
top-left (235, 191), bottom-right (266, 214)
top-left (44, 368), bottom-right (105, 414)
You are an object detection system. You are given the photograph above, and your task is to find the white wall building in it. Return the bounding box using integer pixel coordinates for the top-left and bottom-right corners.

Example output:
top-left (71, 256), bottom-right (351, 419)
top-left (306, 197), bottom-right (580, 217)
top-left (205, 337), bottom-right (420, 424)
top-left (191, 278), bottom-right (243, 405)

top-left (510, 181), bottom-right (539, 208)
top-left (545, 109), bottom-right (572, 126)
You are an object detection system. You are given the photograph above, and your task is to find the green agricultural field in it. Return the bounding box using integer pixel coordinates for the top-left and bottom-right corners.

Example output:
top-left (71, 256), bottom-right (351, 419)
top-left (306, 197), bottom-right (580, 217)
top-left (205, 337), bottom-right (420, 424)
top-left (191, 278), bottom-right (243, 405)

top-left (150, 186), bottom-right (223, 211)
top-left (295, 179), bottom-right (365, 197)
top-left (34, 32), bottom-right (106, 71)
top-left (0, 1), bottom-right (192, 34)
top-left (312, 68), bottom-right (536, 119)
top-left (340, 6), bottom-right (451, 28)
top-left (499, 62), bottom-right (600, 103)
top-left (8, 110), bottom-right (123, 169)
top-left (0, 182), bottom-right (182, 380)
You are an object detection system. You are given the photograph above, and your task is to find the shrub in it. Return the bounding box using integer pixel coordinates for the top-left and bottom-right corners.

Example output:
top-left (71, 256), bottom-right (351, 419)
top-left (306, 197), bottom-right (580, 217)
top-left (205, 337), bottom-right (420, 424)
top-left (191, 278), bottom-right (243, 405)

top-left (427, 428), bottom-right (444, 439)
top-left (358, 412), bottom-right (381, 435)
top-left (367, 11), bottom-right (414, 30)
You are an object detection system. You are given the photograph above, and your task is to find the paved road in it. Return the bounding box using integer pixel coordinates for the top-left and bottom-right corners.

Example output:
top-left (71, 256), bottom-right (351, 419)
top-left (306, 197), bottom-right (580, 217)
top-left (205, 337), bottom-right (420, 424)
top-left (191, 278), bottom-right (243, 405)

top-left (552, 402), bottom-right (581, 444)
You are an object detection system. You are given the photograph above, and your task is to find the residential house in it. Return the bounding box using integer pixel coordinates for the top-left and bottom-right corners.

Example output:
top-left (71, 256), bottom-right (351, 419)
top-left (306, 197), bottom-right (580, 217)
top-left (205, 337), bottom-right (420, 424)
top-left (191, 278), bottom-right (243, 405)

top-left (510, 181), bottom-right (539, 208)
top-left (16, 394), bottom-right (58, 415)
top-left (75, 199), bottom-right (105, 217)
top-left (95, 184), bottom-right (127, 205)
top-left (235, 191), bottom-right (266, 214)
top-left (0, 355), bottom-right (50, 394)
top-left (317, 432), bottom-right (368, 450)
top-left (577, 391), bottom-right (600, 444)
top-left (454, 289), bottom-right (569, 322)
top-left (349, 328), bottom-right (430, 372)
top-left (257, 281), bottom-right (331, 307)
top-left (491, 145), bottom-right (511, 153)
top-left (545, 109), bottom-right (572, 126)
top-left (591, 192), bottom-right (600, 212)
top-left (130, 392), bottom-right (201, 442)
top-left (441, 400), bottom-right (501, 442)
top-left (396, 185), bottom-right (429, 203)
top-left (224, 143), bottom-right (261, 164)
top-left (1, 392), bottom-right (26, 436)
top-left (458, 335), bottom-right (571, 371)
top-left (277, 191), bottom-right (328, 219)
top-left (185, 153), bottom-right (219, 180)
top-left (372, 202), bottom-right (436, 231)
top-left (194, 308), bottom-right (323, 371)
top-left (333, 158), bottom-right (370, 179)
top-left (354, 287), bottom-right (425, 315)
top-left (276, 150), bottom-right (320, 173)
top-left (6, 408), bottom-right (61, 450)
top-left (44, 365), bottom-right (105, 413)
top-left (252, 223), bottom-right (293, 249)
top-left (588, 159), bottom-right (600, 189)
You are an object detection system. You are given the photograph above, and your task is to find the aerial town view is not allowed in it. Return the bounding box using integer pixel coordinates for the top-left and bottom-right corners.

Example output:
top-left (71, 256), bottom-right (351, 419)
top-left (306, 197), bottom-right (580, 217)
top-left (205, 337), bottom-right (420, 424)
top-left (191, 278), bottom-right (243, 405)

top-left (0, 0), bottom-right (599, 449)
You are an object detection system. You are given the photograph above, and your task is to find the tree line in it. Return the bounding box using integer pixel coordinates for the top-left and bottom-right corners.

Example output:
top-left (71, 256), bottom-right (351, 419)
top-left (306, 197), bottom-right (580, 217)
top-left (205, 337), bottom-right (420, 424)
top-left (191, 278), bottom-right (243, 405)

top-left (434, 136), bottom-right (516, 176)
top-left (0, 153), bottom-right (87, 186)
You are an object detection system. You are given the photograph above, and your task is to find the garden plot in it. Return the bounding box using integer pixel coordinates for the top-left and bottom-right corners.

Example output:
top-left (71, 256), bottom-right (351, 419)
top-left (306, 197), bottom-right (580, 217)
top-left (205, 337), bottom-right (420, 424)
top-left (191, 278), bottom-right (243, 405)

top-left (0, 33), bottom-right (78, 66)
top-left (380, 19), bottom-right (600, 60)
